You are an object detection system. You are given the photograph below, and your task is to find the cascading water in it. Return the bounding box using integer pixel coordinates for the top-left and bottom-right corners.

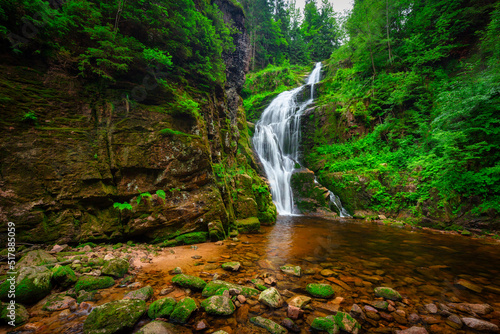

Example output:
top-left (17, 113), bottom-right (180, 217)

top-left (253, 62), bottom-right (350, 216)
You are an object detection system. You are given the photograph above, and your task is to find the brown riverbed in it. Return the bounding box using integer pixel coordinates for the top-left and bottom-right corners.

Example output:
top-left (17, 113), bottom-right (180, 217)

top-left (3, 216), bottom-right (500, 333)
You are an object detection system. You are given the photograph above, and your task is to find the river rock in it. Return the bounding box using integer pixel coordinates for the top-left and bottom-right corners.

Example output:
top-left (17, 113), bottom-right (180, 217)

top-left (462, 317), bottom-right (499, 332)
top-left (450, 303), bottom-right (493, 315)
top-left (455, 279), bottom-right (483, 293)
top-left (280, 265), bottom-right (301, 277)
top-left (350, 304), bottom-right (364, 318)
top-left (201, 295), bottom-right (235, 315)
top-left (425, 303), bottom-right (438, 314)
top-left (446, 314), bottom-right (462, 329)
top-left (287, 305), bottom-right (302, 319)
top-left (320, 269), bottom-right (337, 277)
top-left (282, 318), bottom-right (301, 333)
top-left (306, 283), bottom-right (335, 298)
top-left (101, 259), bottom-right (129, 278)
top-left (136, 321), bottom-right (175, 334)
top-left (75, 276), bottom-right (115, 293)
top-left (418, 285), bottom-right (441, 296)
top-left (202, 280), bottom-right (258, 298)
top-left (250, 316), bottom-right (287, 334)
top-left (42, 293), bottom-right (76, 312)
top-left (335, 312), bottom-right (361, 333)
top-left (0, 302), bottom-right (29, 326)
top-left (170, 297), bottom-right (197, 324)
top-left (287, 295), bottom-right (311, 308)
top-left (374, 287), bottom-right (402, 301)
top-left (172, 274), bottom-right (206, 290)
top-left (370, 300), bottom-right (389, 310)
top-left (83, 299), bottom-right (147, 334)
top-left (221, 262), bottom-right (241, 271)
top-left (51, 265), bottom-right (78, 288)
top-left (0, 266), bottom-right (53, 304)
top-left (311, 315), bottom-right (339, 333)
top-left (148, 297), bottom-right (176, 319)
top-left (259, 287), bottom-right (283, 308)
top-left (124, 285), bottom-right (154, 301)
top-left (17, 250), bottom-right (57, 268)
top-left (395, 327), bottom-right (429, 334)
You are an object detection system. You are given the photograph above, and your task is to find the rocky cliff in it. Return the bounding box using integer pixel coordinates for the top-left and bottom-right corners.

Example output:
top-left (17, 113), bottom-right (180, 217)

top-left (0, 0), bottom-right (276, 244)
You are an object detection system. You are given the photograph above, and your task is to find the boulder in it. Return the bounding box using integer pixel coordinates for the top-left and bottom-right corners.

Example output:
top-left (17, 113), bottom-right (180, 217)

top-left (306, 283), bottom-right (335, 298)
top-left (171, 274), bottom-right (206, 290)
top-left (148, 297), bottom-right (177, 319)
top-left (101, 259), bottom-right (130, 278)
top-left (124, 286), bottom-right (154, 301)
top-left (136, 321), bottom-right (176, 334)
top-left (170, 297), bottom-right (197, 324)
top-left (0, 266), bottom-right (53, 304)
top-left (51, 265), bottom-right (78, 288)
top-left (462, 317), bottom-right (499, 332)
top-left (201, 295), bottom-right (236, 315)
top-left (75, 276), bottom-right (115, 293)
top-left (0, 302), bottom-right (29, 326)
top-left (202, 280), bottom-right (259, 298)
top-left (17, 250), bottom-right (57, 268)
top-left (374, 287), bottom-right (402, 301)
top-left (258, 287), bottom-right (283, 308)
top-left (83, 299), bottom-right (147, 334)
top-left (236, 217), bottom-right (260, 233)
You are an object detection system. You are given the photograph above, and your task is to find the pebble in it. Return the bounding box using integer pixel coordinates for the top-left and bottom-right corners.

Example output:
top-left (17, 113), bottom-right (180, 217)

top-left (425, 303), bottom-right (438, 314)
top-left (462, 317), bottom-right (499, 332)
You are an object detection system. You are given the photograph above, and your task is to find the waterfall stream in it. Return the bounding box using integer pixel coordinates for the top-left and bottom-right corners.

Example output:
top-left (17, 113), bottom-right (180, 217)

top-left (253, 63), bottom-right (350, 216)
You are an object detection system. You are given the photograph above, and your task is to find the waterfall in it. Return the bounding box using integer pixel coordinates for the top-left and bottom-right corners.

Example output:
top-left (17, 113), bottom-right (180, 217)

top-left (253, 62), bottom-right (350, 216)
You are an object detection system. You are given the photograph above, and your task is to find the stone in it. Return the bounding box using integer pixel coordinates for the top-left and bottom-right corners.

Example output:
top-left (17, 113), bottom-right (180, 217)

top-left (51, 244), bottom-right (68, 253)
top-left (221, 262), bottom-right (241, 271)
top-left (280, 265), bottom-right (301, 277)
top-left (0, 302), bottom-right (30, 326)
top-left (306, 283), bottom-right (335, 298)
top-left (311, 315), bottom-right (339, 334)
top-left (101, 259), bottom-right (130, 278)
top-left (0, 266), bottom-right (53, 304)
top-left (258, 287), bottom-right (283, 308)
top-left (395, 326), bottom-right (429, 334)
top-left (370, 300), bottom-right (389, 310)
top-left (17, 250), bottom-right (57, 268)
top-left (462, 317), bottom-right (499, 332)
top-left (287, 305), bottom-right (302, 319)
top-left (170, 297), bottom-right (197, 324)
top-left (195, 319), bottom-right (209, 331)
top-left (450, 303), bottom-right (493, 315)
top-left (83, 299), bottom-right (147, 334)
top-left (455, 279), bottom-right (483, 293)
top-left (250, 316), bottom-right (287, 334)
top-left (320, 269), bottom-right (337, 277)
top-left (172, 267), bottom-right (183, 274)
top-left (172, 274), bottom-right (207, 290)
top-left (209, 220), bottom-right (226, 241)
top-left (425, 303), bottom-right (438, 314)
top-left (148, 297), bottom-right (177, 319)
top-left (42, 294), bottom-right (76, 312)
top-left (124, 286), bottom-right (154, 301)
top-left (350, 304), bottom-right (363, 318)
top-left (202, 280), bottom-right (259, 298)
top-left (236, 217), bottom-right (261, 233)
top-left (51, 265), bottom-right (78, 288)
top-left (418, 285), bottom-right (441, 296)
top-left (393, 310), bottom-right (408, 325)
top-left (175, 232), bottom-right (209, 245)
top-left (281, 318), bottom-right (301, 333)
top-left (374, 287), bottom-right (402, 301)
top-left (201, 295), bottom-right (236, 315)
top-left (446, 314), bottom-right (462, 329)
top-left (287, 295), bottom-right (311, 309)
top-left (75, 276), bottom-right (115, 293)
top-left (136, 321), bottom-right (175, 334)
top-left (335, 312), bottom-right (361, 333)
top-left (237, 295), bottom-right (246, 304)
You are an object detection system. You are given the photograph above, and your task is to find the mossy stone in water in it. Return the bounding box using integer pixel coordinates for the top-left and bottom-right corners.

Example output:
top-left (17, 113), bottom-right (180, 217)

top-left (75, 276), bottom-right (115, 293)
top-left (124, 285), bottom-right (154, 301)
top-left (374, 287), bottom-right (402, 301)
top-left (0, 266), bottom-right (53, 304)
top-left (334, 312), bottom-right (361, 333)
top-left (175, 232), bottom-right (208, 245)
top-left (258, 287), bottom-right (283, 308)
top-left (83, 299), bottom-right (147, 334)
top-left (0, 302), bottom-right (29, 326)
top-left (202, 280), bottom-right (259, 298)
top-left (311, 315), bottom-right (339, 334)
top-left (51, 265), bottom-right (77, 288)
top-left (148, 297), bottom-right (177, 319)
top-left (201, 295), bottom-right (235, 315)
top-left (306, 283), bottom-right (335, 298)
top-left (236, 217), bottom-right (260, 233)
top-left (171, 274), bottom-right (206, 290)
top-left (221, 262), bottom-right (241, 271)
top-left (170, 297), bottom-right (197, 324)
top-left (250, 316), bottom-right (287, 334)
top-left (136, 321), bottom-right (176, 334)
top-left (101, 259), bottom-right (129, 278)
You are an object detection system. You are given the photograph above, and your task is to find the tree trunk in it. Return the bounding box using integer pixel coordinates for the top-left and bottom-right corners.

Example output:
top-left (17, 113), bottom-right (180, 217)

top-left (386, 0), bottom-right (392, 64)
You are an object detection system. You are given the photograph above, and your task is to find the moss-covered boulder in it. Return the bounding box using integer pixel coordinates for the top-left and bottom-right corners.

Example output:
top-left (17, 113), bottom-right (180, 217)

top-left (51, 265), bottom-right (77, 288)
top-left (101, 259), bottom-right (130, 278)
top-left (202, 280), bottom-right (259, 298)
top-left (42, 293), bottom-right (76, 311)
top-left (0, 302), bottom-right (29, 326)
top-left (0, 266), bottom-right (53, 304)
top-left (201, 295), bottom-right (236, 315)
top-left (83, 299), bottom-right (147, 334)
top-left (221, 262), bottom-right (241, 271)
top-left (148, 297), bottom-right (177, 319)
top-left (291, 169), bottom-right (330, 213)
top-left (124, 286), bottom-right (154, 301)
top-left (250, 316), bottom-right (287, 334)
top-left (280, 265), bottom-right (301, 277)
top-left (17, 250), bottom-right (57, 268)
top-left (236, 217), bottom-right (260, 233)
top-left (75, 276), bottom-right (115, 293)
top-left (306, 283), bottom-right (335, 299)
top-left (171, 274), bottom-right (206, 290)
top-left (258, 287), bottom-right (283, 308)
top-left (136, 321), bottom-right (176, 334)
top-left (311, 315), bottom-right (339, 334)
top-left (175, 232), bottom-right (208, 245)
top-left (334, 312), bottom-right (361, 333)
top-left (77, 290), bottom-right (99, 303)
top-left (374, 287), bottom-right (402, 301)
top-left (170, 297), bottom-right (197, 324)
top-left (208, 220), bottom-right (226, 241)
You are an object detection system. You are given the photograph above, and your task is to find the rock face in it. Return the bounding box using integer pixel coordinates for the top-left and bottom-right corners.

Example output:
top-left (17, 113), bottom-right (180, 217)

top-left (0, 0), bottom-right (275, 244)
top-left (290, 169), bottom-right (331, 214)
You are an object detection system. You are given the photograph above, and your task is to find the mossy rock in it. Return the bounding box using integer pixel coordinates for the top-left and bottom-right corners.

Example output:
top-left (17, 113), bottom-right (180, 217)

top-left (221, 262), bottom-right (241, 271)
top-left (306, 283), bottom-right (335, 299)
top-left (51, 265), bottom-right (77, 288)
top-left (250, 316), bottom-right (287, 334)
top-left (77, 290), bottom-right (98, 303)
top-left (83, 299), bottom-right (147, 334)
top-left (170, 297), bottom-right (197, 324)
top-left (75, 276), bottom-right (115, 293)
top-left (236, 217), bottom-right (261, 233)
top-left (0, 302), bottom-right (29, 326)
top-left (42, 293), bottom-right (76, 311)
top-left (17, 250), bottom-right (57, 268)
top-left (208, 220), bottom-right (226, 241)
top-left (88, 257), bottom-right (105, 267)
top-left (148, 297), bottom-right (177, 319)
top-left (171, 274), bottom-right (206, 290)
top-left (201, 295), bottom-right (235, 315)
top-left (101, 259), bottom-right (129, 278)
top-left (334, 312), bottom-right (361, 333)
top-left (374, 287), bottom-right (402, 301)
top-left (136, 321), bottom-right (176, 334)
top-left (124, 285), bottom-right (154, 301)
top-left (175, 232), bottom-right (208, 245)
top-left (311, 315), bottom-right (338, 334)
top-left (258, 205), bottom-right (277, 225)
top-left (258, 287), bottom-right (283, 308)
top-left (0, 266), bottom-right (53, 304)
top-left (202, 280), bottom-right (259, 298)
top-left (280, 265), bottom-right (301, 277)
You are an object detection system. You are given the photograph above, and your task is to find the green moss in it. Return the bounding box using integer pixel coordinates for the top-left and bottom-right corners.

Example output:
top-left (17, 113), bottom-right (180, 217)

top-left (51, 265), bottom-right (77, 288)
top-left (169, 297), bottom-right (197, 324)
top-left (334, 312), bottom-right (361, 333)
top-left (0, 302), bottom-right (29, 326)
top-left (124, 286), bottom-right (154, 301)
top-left (101, 259), bottom-right (129, 278)
top-left (250, 316), bottom-right (287, 334)
top-left (148, 297), bottom-right (177, 319)
top-left (374, 287), bottom-right (402, 301)
top-left (202, 280), bottom-right (259, 298)
top-left (208, 220), bottom-right (226, 241)
top-left (200, 295), bottom-right (235, 315)
top-left (0, 267), bottom-right (53, 304)
top-left (236, 217), bottom-right (260, 233)
top-left (306, 283), bottom-right (335, 299)
top-left (82, 299), bottom-right (147, 334)
top-left (75, 276), bottom-right (115, 293)
top-left (311, 315), bottom-right (338, 333)
top-left (175, 232), bottom-right (208, 245)
top-left (171, 274), bottom-right (207, 290)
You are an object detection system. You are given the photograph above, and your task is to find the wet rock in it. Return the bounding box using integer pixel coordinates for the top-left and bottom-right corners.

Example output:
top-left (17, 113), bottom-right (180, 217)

top-left (379, 312), bottom-right (394, 322)
top-left (424, 303), bottom-right (438, 314)
top-left (0, 266), bottom-right (53, 304)
top-left (258, 287), bottom-right (283, 308)
top-left (0, 302), bottom-right (29, 326)
top-left (172, 267), bottom-right (183, 274)
top-left (335, 312), bottom-right (361, 333)
top-left (236, 217), bottom-right (261, 233)
top-left (364, 305), bottom-right (378, 313)
top-left (446, 314), bottom-right (462, 329)
top-left (392, 310), bottom-right (408, 325)
top-left (281, 318), bottom-right (301, 332)
top-left (202, 280), bottom-right (258, 298)
top-left (212, 331), bottom-right (229, 334)
top-left (462, 317), bottom-right (499, 332)
top-left (236, 304), bottom-right (249, 323)
top-left (17, 250), bottom-right (57, 268)
top-left (148, 297), bottom-right (177, 319)
top-left (172, 274), bottom-right (207, 290)
top-left (395, 326), bottom-right (428, 334)
top-left (51, 244), bottom-right (68, 253)
top-left (42, 293), bottom-right (76, 312)
top-left (370, 300), bottom-right (389, 310)
top-left (136, 321), bottom-right (175, 334)
top-left (280, 265), bottom-right (301, 277)
top-left (306, 283), bottom-right (335, 298)
top-left (101, 259), bottom-right (130, 278)
top-left (408, 313), bottom-right (421, 324)
top-left (51, 265), bottom-right (78, 289)
top-left (201, 295), bottom-right (236, 315)
top-left (420, 315), bottom-right (440, 325)
top-left (374, 287), bottom-right (402, 301)
top-left (83, 299), bottom-right (147, 334)
top-left (75, 276), bottom-right (115, 293)
top-left (195, 319), bottom-right (209, 331)
top-left (77, 290), bottom-right (98, 303)
top-left (287, 295), bottom-right (311, 309)
top-left (418, 285), bottom-right (441, 296)
top-left (455, 279), bottom-right (483, 293)
top-left (320, 269), bottom-right (337, 277)
top-left (237, 295), bottom-right (246, 304)
top-left (204, 264), bottom-right (218, 270)
top-left (250, 316), bottom-right (287, 334)
top-left (222, 262), bottom-right (241, 272)
top-left (124, 285), bottom-right (154, 301)
top-left (170, 297), bottom-right (197, 324)
top-left (350, 304), bottom-right (364, 318)
top-left (311, 315), bottom-right (339, 334)
top-left (287, 305), bottom-right (302, 320)
top-left (450, 303), bottom-right (493, 315)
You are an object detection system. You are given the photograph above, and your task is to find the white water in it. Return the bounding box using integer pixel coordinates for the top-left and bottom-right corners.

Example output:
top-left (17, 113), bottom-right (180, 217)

top-left (253, 62), bottom-right (350, 216)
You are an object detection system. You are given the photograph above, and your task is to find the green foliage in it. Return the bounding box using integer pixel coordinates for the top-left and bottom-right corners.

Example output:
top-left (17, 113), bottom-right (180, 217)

top-left (156, 190), bottom-right (166, 200)
top-left (113, 202), bottom-right (133, 211)
top-left (22, 111), bottom-right (37, 124)
top-left (136, 192), bottom-right (152, 205)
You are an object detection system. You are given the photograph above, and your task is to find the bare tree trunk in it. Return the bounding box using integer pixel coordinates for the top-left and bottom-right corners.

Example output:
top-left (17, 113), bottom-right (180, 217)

top-left (386, 0), bottom-right (393, 64)
top-left (114, 0), bottom-right (125, 32)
